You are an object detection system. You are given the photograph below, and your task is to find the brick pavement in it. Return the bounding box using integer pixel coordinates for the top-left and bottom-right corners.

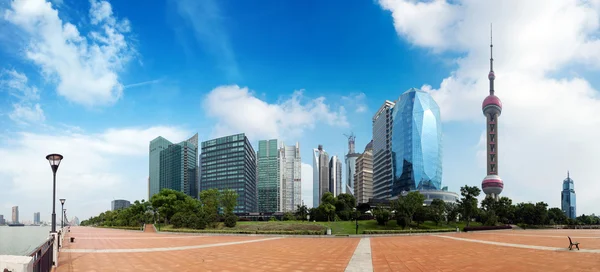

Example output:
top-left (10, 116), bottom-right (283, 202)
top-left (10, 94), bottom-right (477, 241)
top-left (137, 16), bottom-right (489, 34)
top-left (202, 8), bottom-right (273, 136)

top-left (57, 227), bottom-right (600, 272)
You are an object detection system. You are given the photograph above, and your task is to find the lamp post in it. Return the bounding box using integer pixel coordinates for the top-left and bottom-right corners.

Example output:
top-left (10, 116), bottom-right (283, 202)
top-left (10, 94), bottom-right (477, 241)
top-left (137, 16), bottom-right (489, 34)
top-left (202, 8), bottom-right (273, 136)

top-left (63, 209), bottom-right (67, 227)
top-left (46, 154), bottom-right (63, 233)
top-left (354, 207), bottom-right (359, 234)
top-left (60, 199), bottom-right (66, 229)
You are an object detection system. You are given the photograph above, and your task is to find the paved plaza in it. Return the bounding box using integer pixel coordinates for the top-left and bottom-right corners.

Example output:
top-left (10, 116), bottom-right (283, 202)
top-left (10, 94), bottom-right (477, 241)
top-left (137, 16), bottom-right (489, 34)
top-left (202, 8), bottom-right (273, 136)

top-left (57, 227), bottom-right (600, 272)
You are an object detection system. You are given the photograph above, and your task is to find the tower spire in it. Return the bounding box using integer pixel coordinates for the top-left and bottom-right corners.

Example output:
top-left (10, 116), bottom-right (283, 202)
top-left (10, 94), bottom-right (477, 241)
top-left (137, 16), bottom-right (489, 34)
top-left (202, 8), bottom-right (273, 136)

top-left (568, 170), bottom-right (570, 179)
top-left (488, 23), bottom-right (495, 95)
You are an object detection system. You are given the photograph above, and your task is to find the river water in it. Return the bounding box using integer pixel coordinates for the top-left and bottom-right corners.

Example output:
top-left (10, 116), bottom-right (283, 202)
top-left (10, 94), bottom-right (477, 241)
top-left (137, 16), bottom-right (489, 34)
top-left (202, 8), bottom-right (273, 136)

top-left (0, 226), bottom-right (52, 255)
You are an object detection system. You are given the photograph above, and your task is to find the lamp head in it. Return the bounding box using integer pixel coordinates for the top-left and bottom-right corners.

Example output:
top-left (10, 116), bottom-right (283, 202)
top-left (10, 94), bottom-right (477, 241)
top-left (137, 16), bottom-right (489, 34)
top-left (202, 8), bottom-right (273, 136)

top-left (60, 198), bottom-right (66, 205)
top-left (46, 154), bottom-right (64, 173)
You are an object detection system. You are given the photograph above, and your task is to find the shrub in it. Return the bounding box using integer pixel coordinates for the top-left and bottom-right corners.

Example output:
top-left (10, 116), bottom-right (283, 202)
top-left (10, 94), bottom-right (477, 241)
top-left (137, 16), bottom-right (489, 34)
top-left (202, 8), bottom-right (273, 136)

top-left (282, 212), bottom-right (295, 221)
top-left (238, 217), bottom-right (251, 222)
top-left (363, 229), bottom-right (455, 234)
top-left (192, 215), bottom-right (207, 229)
top-left (463, 225), bottom-right (512, 232)
top-left (374, 209), bottom-right (390, 226)
top-left (170, 212), bottom-right (186, 228)
top-left (160, 229), bottom-right (326, 235)
top-left (269, 216), bottom-right (277, 222)
top-left (224, 213), bottom-right (238, 228)
top-left (396, 216), bottom-right (409, 229)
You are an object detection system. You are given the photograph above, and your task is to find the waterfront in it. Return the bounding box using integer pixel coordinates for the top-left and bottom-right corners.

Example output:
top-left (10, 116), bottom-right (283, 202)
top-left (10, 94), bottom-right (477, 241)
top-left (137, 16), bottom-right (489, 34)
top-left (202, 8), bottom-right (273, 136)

top-left (0, 225), bottom-right (52, 255)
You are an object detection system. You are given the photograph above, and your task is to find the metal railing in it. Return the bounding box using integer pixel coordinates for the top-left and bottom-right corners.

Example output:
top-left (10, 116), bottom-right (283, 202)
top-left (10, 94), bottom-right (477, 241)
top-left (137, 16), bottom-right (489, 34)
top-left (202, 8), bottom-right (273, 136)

top-left (28, 235), bottom-right (54, 272)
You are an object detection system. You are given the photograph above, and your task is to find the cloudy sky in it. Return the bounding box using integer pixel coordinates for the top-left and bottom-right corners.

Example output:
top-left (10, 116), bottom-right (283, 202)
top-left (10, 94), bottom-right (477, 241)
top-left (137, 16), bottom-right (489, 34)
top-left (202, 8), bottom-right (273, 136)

top-left (1, 0), bottom-right (598, 222)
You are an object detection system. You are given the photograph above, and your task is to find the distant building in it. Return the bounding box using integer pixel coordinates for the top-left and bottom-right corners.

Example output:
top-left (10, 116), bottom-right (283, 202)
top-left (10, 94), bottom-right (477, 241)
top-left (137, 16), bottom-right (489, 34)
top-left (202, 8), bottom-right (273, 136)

top-left (354, 140), bottom-right (374, 204)
top-left (280, 142), bottom-right (301, 212)
top-left (344, 133), bottom-right (360, 196)
top-left (12, 206), bottom-right (19, 224)
top-left (33, 212), bottom-right (40, 225)
top-left (372, 100), bottom-right (395, 201)
top-left (561, 171), bottom-right (576, 219)
top-left (329, 155), bottom-right (342, 196)
top-left (258, 139), bottom-right (281, 213)
top-left (72, 216), bottom-right (80, 226)
top-left (111, 200), bottom-right (131, 211)
top-left (149, 134), bottom-right (199, 199)
top-left (312, 145), bottom-right (330, 207)
top-left (201, 133), bottom-right (258, 213)
top-left (0, 215), bottom-right (5, 225)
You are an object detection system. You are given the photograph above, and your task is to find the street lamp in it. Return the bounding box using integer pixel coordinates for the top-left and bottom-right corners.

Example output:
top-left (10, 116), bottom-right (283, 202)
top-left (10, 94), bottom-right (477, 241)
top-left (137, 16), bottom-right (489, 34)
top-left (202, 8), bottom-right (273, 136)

top-left (63, 209), bottom-right (67, 227)
top-left (46, 153), bottom-right (63, 233)
top-left (354, 207), bottom-right (359, 234)
top-left (60, 199), bottom-right (66, 229)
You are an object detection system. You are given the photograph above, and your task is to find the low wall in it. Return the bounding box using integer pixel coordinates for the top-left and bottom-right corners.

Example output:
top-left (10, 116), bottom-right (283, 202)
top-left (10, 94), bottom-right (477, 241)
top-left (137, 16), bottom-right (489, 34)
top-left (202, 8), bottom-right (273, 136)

top-left (0, 255), bottom-right (33, 272)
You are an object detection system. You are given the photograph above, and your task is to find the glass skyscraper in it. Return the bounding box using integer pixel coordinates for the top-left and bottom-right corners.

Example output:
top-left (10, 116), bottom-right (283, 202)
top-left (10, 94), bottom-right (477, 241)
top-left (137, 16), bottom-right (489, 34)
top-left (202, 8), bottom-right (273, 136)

top-left (391, 88), bottom-right (442, 196)
top-left (201, 133), bottom-right (258, 213)
top-left (313, 145), bottom-right (329, 207)
top-left (149, 134), bottom-right (199, 199)
top-left (258, 139), bottom-right (281, 213)
top-left (281, 142), bottom-right (302, 212)
top-left (561, 172), bottom-right (576, 219)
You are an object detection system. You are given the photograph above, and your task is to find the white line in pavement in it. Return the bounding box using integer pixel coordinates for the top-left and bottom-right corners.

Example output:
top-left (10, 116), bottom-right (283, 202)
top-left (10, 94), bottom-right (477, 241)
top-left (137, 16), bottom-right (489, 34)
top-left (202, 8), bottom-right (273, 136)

top-left (490, 233), bottom-right (600, 239)
top-left (344, 238), bottom-right (373, 272)
top-left (435, 235), bottom-right (600, 253)
top-left (75, 236), bottom-right (209, 240)
top-left (62, 237), bottom-right (283, 253)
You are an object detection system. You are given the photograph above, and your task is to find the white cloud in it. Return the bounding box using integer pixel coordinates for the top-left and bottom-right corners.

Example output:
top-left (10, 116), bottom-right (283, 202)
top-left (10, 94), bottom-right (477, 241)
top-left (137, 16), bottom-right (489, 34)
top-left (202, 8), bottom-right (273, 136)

top-left (0, 69), bottom-right (45, 125)
top-left (379, 0), bottom-right (600, 215)
top-left (341, 92), bottom-right (368, 113)
top-left (0, 126), bottom-right (190, 222)
top-left (3, 0), bottom-right (135, 107)
top-left (301, 163), bottom-right (313, 208)
top-left (203, 85), bottom-right (349, 141)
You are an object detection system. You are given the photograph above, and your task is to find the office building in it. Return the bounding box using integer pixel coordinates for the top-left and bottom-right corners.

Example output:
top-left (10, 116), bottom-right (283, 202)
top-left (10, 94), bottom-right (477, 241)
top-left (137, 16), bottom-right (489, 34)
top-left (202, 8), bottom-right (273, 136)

top-left (12, 206), bottom-right (18, 224)
top-left (0, 215), bottom-right (5, 225)
top-left (391, 88), bottom-right (443, 195)
top-left (312, 145), bottom-right (329, 207)
top-left (111, 199), bottom-right (131, 211)
top-left (354, 140), bottom-right (374, 204)
top-left (329, 155), bottom-right (342, 196)
top-left (281, 142), bottom-right (301, 212)
top-left (149, 134), bottom-right (199, 199)
top-left (201, 133), bottom-right (258, 213)
top-left (561, 171), bottom-right (576, 219)
top-left (344, 133), bottom-right (360, 195)
top-left (33, 212), bottom-right (40, 225)
top-left (258, 139), bottom-right (281, 213)
top-left (372, 101), bottom-right (395, 200)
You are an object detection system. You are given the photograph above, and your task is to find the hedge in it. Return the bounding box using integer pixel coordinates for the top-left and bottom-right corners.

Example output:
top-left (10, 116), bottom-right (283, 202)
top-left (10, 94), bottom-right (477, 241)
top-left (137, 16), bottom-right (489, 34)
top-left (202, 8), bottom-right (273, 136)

top-left (463, 225), bottom-right (512, 232)
top-left (160, 228), bottom-right (326, 235)
top-left (362, 229), bottom-right (455, 234)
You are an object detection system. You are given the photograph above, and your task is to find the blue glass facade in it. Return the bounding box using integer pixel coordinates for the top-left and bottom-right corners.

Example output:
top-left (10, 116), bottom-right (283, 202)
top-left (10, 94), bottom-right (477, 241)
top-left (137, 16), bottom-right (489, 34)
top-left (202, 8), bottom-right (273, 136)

top-left (391, 88), bottom-right (442, 196)
top-left (561, 173), bottom-right (576, 219)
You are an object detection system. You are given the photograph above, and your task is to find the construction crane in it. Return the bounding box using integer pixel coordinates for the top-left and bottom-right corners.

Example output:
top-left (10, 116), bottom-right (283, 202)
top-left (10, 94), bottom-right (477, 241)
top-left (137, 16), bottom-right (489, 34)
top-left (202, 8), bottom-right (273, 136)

top-left (343, 132), bottom-right (356, 154)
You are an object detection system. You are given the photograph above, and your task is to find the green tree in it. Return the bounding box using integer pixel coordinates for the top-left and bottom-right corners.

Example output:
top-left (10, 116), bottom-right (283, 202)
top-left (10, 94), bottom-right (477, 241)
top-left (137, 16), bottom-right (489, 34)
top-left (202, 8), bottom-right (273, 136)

top-left (445, 202), bottom-right (459, 225)
top-left (548, 207), bottom-right (567, 225)
top-left (429, 199), bottom-right (446, 226)
top-left (335, 193), bottom-right (357, 221)
top-left (150, 189), bottom-right (190, 224)
top-left (200, 189), bottom-right (221, 228)
top-left (458, 185), bottom-right (481, 227)
top-left (220, 189), bottom-right (238, 215)
top-left (392, 191), bottom-right (425, 226)
top-left (373, 207), bottom-right (390, 226)
top-left (295, 204), bottom-right (309, 221)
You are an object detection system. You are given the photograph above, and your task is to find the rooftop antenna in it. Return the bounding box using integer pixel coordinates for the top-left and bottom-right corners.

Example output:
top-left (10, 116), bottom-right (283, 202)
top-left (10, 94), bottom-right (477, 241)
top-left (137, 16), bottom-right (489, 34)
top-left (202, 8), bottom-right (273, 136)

top-left (488, 23), bottom-right (495, 95)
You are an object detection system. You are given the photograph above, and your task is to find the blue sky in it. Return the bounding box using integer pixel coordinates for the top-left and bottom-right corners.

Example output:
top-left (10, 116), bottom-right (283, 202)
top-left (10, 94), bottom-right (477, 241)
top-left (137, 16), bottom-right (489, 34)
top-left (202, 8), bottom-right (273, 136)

top-left (2, 0), bottom-right (600, 221)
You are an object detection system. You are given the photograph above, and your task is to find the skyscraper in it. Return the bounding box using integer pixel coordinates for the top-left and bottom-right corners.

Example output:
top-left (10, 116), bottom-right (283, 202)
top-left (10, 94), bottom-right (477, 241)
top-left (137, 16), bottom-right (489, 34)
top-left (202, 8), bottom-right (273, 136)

top-left (201, 133), bottom-right (258, 213)
top-left (354, 140), bottom-right (373, 204)
top-left (111, 200), bottom-right (131, 211)
top-left (33, 212), bottom-right (40, 225)
top-left (391, 88), bottom-right (443, 195)
top-left (561, 171), bottom-right (576, 219)
top-left (481, 29), bottom-right (504, 200)
top-left (149, 133), bottom-right (199, 199)
top-left (12, 206), bottom-right (18, 224)
top-left (258, 139), bottom-right (281, 213)
top-left (329, 155), bottom-right (343, 196)
top-left (344, 133), bottom-right (360, 196)
top-left (372, 100), bottom-right (395, 200)
top-left (281, 142), bottom-right (301, 212)
top-left (312, 145), bottom-right (329, 207)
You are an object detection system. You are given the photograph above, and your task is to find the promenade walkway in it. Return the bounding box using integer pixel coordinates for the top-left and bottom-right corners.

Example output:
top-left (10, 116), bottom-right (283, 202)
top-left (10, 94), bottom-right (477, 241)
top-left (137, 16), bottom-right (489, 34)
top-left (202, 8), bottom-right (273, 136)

top-left (56, 227), bottom-right (600, 272)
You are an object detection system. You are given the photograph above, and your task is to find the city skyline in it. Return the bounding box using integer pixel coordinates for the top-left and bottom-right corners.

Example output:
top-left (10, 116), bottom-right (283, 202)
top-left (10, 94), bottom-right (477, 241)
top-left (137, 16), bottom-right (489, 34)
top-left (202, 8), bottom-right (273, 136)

top-left (1, 0), bottom-right (600, 220)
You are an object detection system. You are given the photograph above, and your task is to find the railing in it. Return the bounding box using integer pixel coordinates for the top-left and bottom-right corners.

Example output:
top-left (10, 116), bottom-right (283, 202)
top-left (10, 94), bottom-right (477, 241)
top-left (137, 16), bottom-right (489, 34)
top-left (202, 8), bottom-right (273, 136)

top-left (28, 235), bottom-right (54, 272)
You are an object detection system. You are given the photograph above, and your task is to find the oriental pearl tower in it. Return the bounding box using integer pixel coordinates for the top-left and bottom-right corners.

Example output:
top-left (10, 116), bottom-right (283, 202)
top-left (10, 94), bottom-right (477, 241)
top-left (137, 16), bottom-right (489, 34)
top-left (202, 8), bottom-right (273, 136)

top-left (481, 26), bottom-right (503, 200)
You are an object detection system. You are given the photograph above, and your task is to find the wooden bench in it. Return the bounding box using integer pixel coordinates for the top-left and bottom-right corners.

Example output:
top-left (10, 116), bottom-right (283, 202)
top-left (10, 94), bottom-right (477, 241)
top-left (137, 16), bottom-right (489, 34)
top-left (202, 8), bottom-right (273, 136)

top-left (568, 236), bottom-right (580, 250)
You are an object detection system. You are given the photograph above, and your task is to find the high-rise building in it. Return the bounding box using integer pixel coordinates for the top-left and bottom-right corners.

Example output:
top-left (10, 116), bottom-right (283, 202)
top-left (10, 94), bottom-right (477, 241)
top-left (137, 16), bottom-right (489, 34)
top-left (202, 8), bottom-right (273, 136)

top-left (258, 139), bottom-right (281, 213)
top-left (12, 206), bottom-right (18, 224)
top-left (312, 145), bottom-right (329, 207)
top-left (201, 133), bottom-right (258, 213)
top-left (391, 88), bottom-right (443, 195)
top-left (372, 101), bottom-right (395, 200)
top-left (281, 142), bottom-right (301, 212)
top-left (354, 140), bottom-right (374, 204)
top-left (0, 215), bottom-right (5, 225)
top-left (33, 212), bottom-right (40, 225)
top-left (111, 199), bottom-right (131, 211)
top-left (329, 156), bottom-right (343, 196)
top-left (561, 171), bottom-right (576, 219)
top-left (344, 133), bottom-right (360, 196)
top-left (149, 134), bottom-right (199, 199)
top-left (72, 216), bottom-right (80, 226)
top-left (481, 30), bottom-right (504, 200)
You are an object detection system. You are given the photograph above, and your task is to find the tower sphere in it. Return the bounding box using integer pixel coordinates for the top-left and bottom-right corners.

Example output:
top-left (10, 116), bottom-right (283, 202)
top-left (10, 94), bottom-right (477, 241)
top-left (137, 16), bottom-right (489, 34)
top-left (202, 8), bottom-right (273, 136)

top-left (482, 174), bottom-right (503, 196)
top-left (482, 95), bottom-right (502, 116)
